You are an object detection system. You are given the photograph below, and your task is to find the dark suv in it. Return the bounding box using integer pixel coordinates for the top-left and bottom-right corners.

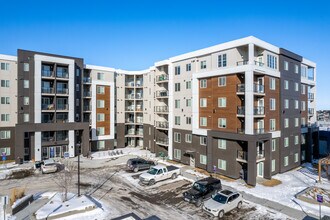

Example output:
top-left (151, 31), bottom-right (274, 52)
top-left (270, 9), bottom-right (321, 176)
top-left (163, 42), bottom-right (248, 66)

top-left (126, 158), bottom-right (156, 173)
top-left (183, 177), bottom-right (222, 207)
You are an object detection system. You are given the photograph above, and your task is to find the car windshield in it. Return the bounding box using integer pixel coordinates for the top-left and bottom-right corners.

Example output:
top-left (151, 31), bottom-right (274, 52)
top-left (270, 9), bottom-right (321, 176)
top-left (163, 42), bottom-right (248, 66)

top-left (212, 193), bottom-right (228, 204)
top-left (147, 168), bottom-right (158, 175)
top-left (193, 182), bottom-right (206, 192)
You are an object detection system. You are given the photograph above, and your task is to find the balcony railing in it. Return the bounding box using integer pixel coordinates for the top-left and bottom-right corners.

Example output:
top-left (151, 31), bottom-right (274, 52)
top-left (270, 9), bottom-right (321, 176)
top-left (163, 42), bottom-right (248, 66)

top-left (136, 81), bottom-right (143, 87)
top-left (42, 136), bottom-right (55, 142)
top-left (254, 61), bottom-right (264, 67)
top-left (237, 128), bottom-right (245, 134)
top-left (42, 104), bottom-right (55, 110)
top-left (155, 121), bottom-right (169, 129)
top-left (237, 150), bottom-right (248, 161)
top-left (254, 128), bottom-right (265, 134)
top-left (83, 77), bottom-right (91, 83)
top-left (237, 106), bottom-right (245, 115)
top-left (83, 91), bottom-right (91, 97)
top-left (136, 130), bottom-right (143, 135)
top-left (155, 106), bottom-right (169, 113)
top-left (125, 106), bottom-right (135, 111)
top-left (83, 105), bottom-right (92, 111)
top-left (308, 108), bottom-right (314, 115)
top-left (127, 130), bottom-right (135, 135)
top-left (56, 119), bottom-right (68, 123)
top-left (41, 119), bottom-right (54, 123)
top-left (56, 72), bottom-right (69, 79)
top-left (125, 82), bottom-right (135, 87)
top-left (308, 93), bottom-right (314, 101)
top-left (125, 119), bottom-right (134, 123)
top-left (156, 90), bottom-right (169, 97)
top-left (125, 94), bottom-right (135, 99)
top-left (56, 88), bottom-right (69, 94)
top-left (254, 84), bottom-right (264, 94)
top-left (41, 70), bottom-right (54, 77)
top-left (135, 93), bottom-right (143, 99)
top-left (237, 60), bottom-right (248, 66)
top-left (257, 150), bottom-right (265, 160)
top-left (254, 106), bottom-right (265, 115)
top-left (57, 104), bottom-right (69, 110)
top-left (237, 84), bottom-right (245, 93)
top-left (41, 87), bottom-right (54, 93)
top-left (156, 75), bottom-right (169, 82)
top-left (136, 117), bottom-right (143, 123)
top-left (156, 137), bottom-right (169, 146)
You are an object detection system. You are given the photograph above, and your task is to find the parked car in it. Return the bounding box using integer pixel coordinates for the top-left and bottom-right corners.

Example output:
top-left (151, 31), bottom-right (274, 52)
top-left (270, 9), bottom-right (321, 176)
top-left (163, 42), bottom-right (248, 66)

top-left (35, 161), bottom-right (44, 169)
top-left (183, 177), bottom-right (222, 207)
top-left (126, 158), bottom-right (156, 173)
top-left (139, 165), bottom-right (180, 185)
top-left (203, 189), bottom-right (243, 218)
top-left (41, 159), bottom-right (58, 174)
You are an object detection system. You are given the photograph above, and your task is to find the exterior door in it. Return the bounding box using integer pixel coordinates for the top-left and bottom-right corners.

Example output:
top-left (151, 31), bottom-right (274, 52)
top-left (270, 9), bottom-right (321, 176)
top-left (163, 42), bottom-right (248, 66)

top-left (190, 155), bottom-right (195, 167)
top-left (257, 120), bottom-right (264, 133)
top-left (258, 98), bottom-right (264, 114)
top-left (257, 162), bottom-right (264, 177)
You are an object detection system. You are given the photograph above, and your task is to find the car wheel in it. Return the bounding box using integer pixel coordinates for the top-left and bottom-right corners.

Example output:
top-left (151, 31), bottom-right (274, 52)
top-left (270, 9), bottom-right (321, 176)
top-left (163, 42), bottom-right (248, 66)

top-left (171, 173), bottom-right (177, 179)
top-left (195, 199), bottom-right (202, 207)
top-left (237, 201), bottom-right (242, 209)
top-left (218, 210), bottom-right (224, 218)
top-left (133, 167), bottom-right (139, 173)
top-left (149, 179), bottom-right (155, 186)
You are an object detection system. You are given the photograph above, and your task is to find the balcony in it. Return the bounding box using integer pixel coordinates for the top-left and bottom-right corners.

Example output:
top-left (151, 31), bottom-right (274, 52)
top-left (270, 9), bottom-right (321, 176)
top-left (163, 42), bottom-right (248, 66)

top-left (136, 81), bottom-right (143, 87)
top-left (236, 60), bottom-right (248, 66)
top-left (254, 128), bottom-right (265, 134)
top-left (237, 84), bottom-right (245, 93)
top-left (155, 106), bottom-right (169, 113)
top-left (127, 130), bottom-right (135, 135)
top-left (237, 150), bottom-right (248, 162)
top-left (237, 106), bottom-right (245, 116)
top-left (256, 150), bottom-right (265, 161)
top-left (83, 105), bottom-right (92, 111)
top-left (42, 136), bottom-right (55, 142)
top-left (57, 104), bottom-right (69, 110)
top-left (308, 93), bottom-right (314, 101)
top-left (56, 71), bottom-right (69, 79)
top-left (136, 106), bottom-right (143, 111)
top-left (155, 121), bottom-right (169, 129)
top-left (41, 70), bottom-right (54, 78)
top-left (156, 90), bottom-right (169, 98)
top-left (156, 137), bottom-right (169, 146)
top-left (83, 91), bottom-right (91, 97)
top-left (125, 119), bottom-right (135, 124)
top-left (308, 108), bottom-right (314, 116)
top-left (254, 106), bottom-right (265, 116)
top-left (136, 117), bottom-right (143, 124)
top-left (125, 106), bottom-right (135, 111)
top-left (254, 84), bottom-right (264, 94)
top-left (125, 94), bottom-right (135, 100)
top-left (237, 128), bottom-right (245, 134)
top-left (42, 87), bottom-right (54, 94)
top-left (254, 61), bottom-right (264, 67)
top-left (83, 77), bottom-right (91, 83)
top-left (42, 104), bottom-right (55, 110)
top-left (56, 88), bottom-right (69, 95)
top-left (136, 129), bottom-right (143, 136)
top-left (135, 93), bottom-right (143, 99)
top-left (56, 119), bottom-right (68, 123)
top-left (156, 75), bottom-right (169, 83)
top-left (125, 82), bottom-right (135, 87)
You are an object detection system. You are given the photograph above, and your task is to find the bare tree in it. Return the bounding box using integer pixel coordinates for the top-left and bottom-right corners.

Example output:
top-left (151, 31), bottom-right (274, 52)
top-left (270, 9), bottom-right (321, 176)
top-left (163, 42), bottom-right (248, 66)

top-left (54, 159), bottom-right (77, 201)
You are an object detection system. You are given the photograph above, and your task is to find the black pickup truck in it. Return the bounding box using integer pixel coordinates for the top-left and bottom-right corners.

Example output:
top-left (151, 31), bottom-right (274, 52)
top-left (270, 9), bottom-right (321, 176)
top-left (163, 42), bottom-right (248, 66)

top-left (183, 177), bottom-right (222, 207)
top-left (126, 158), bottom-right (156, 173)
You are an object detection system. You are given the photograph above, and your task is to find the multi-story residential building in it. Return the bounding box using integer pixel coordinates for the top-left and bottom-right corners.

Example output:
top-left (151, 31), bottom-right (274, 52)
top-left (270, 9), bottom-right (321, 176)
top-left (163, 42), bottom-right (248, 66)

top-left (0, 36), bottom-right (318, 186)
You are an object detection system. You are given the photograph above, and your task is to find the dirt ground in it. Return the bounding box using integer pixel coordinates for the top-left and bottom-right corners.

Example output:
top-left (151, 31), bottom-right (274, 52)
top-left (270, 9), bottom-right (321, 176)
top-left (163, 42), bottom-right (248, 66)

top-left (0, 158), bottom-right (288, 219)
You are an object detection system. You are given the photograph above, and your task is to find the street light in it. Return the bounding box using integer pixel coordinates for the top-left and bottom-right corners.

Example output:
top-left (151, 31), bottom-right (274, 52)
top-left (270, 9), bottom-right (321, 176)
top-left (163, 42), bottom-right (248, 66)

top-left (76, 141), bottom-right (81, 197)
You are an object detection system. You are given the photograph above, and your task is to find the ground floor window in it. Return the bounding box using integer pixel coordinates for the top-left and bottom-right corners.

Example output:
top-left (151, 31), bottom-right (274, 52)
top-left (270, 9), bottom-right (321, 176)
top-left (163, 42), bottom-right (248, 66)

top-left (284, 156), bottom-right (289, 167)
top-left (218, 159), bottom-right (226, 170)
top-left (97, 141), bottom-right (105, 150)
top-left (0, 147), bottom-right (10, 156)
top-left (200, 154), bottom-right (207, 165)
top-left (271, 159), bottom-right (275, 172)
top-left (174, 149), bottom-right (181, 160)
top-left (294, 153), bottom-right (299, 163)
top-left (41, 145), bottom-right (68, 160)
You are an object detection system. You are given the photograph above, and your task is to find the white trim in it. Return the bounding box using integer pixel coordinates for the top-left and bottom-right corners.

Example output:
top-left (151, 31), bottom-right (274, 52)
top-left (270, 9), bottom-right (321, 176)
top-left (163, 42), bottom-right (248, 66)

top-left (302, 58), bottom-right (316, 67)
top-left (68, 130), bottom-right (75, 157)
top-left (85, 64), bottom-right (115, 72)
top-left (0, 54), bottom-right (17, 61)
top-left (35, 132), bottom-right (41, 161)
top-left (168, 63), bottom-right (174, 159)
top-left (270, 131), bottom-right (281, 138)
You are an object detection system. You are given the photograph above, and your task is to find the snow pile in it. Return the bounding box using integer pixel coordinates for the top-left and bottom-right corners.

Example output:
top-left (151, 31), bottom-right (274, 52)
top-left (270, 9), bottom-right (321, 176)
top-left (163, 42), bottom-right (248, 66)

top-left (91, 147), bottom-right (155, 160)
top-left (11, 194), bottom-right (32, 209)
top-left (35, 193), bottom-right (98, 220)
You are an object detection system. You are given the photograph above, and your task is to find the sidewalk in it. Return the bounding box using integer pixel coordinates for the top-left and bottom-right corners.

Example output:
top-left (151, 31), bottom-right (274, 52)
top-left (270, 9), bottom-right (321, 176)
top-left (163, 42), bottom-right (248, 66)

top-left (180, 165), bottom-right (318, 220)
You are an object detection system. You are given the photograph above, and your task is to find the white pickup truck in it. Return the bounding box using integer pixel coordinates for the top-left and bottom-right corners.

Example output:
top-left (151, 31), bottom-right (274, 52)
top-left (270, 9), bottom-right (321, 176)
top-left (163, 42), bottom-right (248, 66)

top-left (139, 165), bottom-right (180, 185)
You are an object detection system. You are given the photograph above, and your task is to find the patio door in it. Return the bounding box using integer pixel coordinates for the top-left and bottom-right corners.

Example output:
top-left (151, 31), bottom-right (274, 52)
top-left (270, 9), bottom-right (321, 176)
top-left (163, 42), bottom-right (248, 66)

top-left (257, 162), bottom-right (264, 177)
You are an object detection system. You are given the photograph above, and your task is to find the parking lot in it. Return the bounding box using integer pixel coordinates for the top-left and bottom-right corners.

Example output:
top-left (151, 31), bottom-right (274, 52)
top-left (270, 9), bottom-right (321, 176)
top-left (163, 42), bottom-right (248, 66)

top-left (0, 156), bottom-right (289, 219)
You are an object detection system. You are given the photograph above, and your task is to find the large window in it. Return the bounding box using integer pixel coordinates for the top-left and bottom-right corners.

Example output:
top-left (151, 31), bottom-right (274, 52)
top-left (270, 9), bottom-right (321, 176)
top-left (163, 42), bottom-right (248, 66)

top-left (267, 54), bottom-right (277, 69)
top-left (97, 113), bottom-right (105, 122)
top-left (200, 117), bottom-right (207, 126)
top-left (217, 139), bottom-right (226, 149)
top-left (97, 100), bottom-right (105, 108)
top-left (200, 61), bottom-right (207, 69)
top-left (0, 131), bottom-right (11, 139)
top-left (174, 149), bottom-right (181, 160)
top-left (270, 77), bottom-right (276, 90)
top-left (270, 98), bottom-right (276, 110)
top-left (270, 119), bottom-right (276, 131)
top-left (218, 97), bottom-right (226, 108)
top-left (97, 86), bottom-right (105, 94)
top-left (174, 132), bottom-right (181, 143)
top-left (218, 118), bottom-right (226, 128)
top-left (218, 54), bottom-right (227, 67)
top-left (186, 63), bottom-right (191, 71)
top-left (218, 159), bottom-right (227, 170)
top-left (284, 156), bottom-right (289, 167)
top-left (200, 98), bottom-right (207, 107)
top-left (218, 76), bottom-right (226, 87)
top-left (175, 83), bottom-right (181, 91)
top-left (200, 79), bottom-right (207, 88)
top-left (200, 155), bottom-right (207, 165)
top-left (175, 116), bottom-right (181, 125)
top-left (0, 80), bottom-right (9, 87)
top-left (175, 66), bottom-right (181, 75)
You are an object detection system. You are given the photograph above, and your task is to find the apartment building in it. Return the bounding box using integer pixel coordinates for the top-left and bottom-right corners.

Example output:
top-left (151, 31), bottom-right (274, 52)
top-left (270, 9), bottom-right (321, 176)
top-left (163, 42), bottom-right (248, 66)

top-left (0, 36), bottom-right (318, 185)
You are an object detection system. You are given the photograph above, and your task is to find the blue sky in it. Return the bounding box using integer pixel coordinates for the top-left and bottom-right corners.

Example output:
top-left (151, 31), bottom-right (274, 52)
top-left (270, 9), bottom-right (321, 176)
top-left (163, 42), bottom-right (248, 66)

top-left (1, 0), bottom-right (329, 109)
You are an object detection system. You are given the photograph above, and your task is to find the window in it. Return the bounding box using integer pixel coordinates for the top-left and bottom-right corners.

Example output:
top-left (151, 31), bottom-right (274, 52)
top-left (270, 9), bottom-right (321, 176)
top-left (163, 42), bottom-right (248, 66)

top-left (284, 61), bottom-right (289, 71)
top-left (186, 81), bottom-right (191, 89)
top-left (175, 116), bottom-right (180, 125)
top-left (24, 97), bottom-right (29, 105)
top-left (284, 118), bottom-right (289, 128)
top-left (294, 135), bottom-right (299, 145)
top-left (270, 98), bottom-right (276, 110)
top-left (284, 80), bottom-right (289, 90)
top-left (295, 83), bottom-right (299, 92)
top-left (295, 100), bottom-right (299, 109)
top-left (272, 159), bottom-right (276, 172)
top-left (301, 101), bottom-right (306, 111)
top-left (24, 63), bottom-right (29, 71)
top-left (175, 83), bottom-right (181, 91)
top-left (270, 119), bottom-right (276, 131)
top-left (301, 117), bottom-right (306, 127)
top-left (200, 98), bottom-right (207, 107)
top-left (200, 117), bottom-right (207, 126)
top-left (294, 153), bottom-right (299, 163)
top-left (267, 54), bottom-right (277, 69)
top-left (218, 76), bottom-right (226, 86)
top-left (24, 80), bottom-right (29, 88)
top-left (175, 66), bottom-right (181, 75)
top-left (271, 139), bottom-right (276, 151)
top-left (0, 131), bottom-right (11, 139)
top-left (295, 118), bottom-right (299, 127)
top-left (0, 62), bottom-right (9, 70)
top-left (0, 147), bottom-right (10, 156)
top-left (270, 77), bottom-right (276, 90)
top-left (76, 99), bottom-right (79, 107)
top-left (186, 99), bottom-right (191, 107)
top-left (200, 155), bottom-right (207, 165)
top-left (76, 84), bottom-right (79, 91)
top-left (174, 132), bottom-right (181, 143)
top-left (218, 159), bottom-right (227, 170)
top-left (218, 54), bottom-right (227, 67)
top-left (301, 84), bottom-right (306, 94)
top-left (1, 97), bottom-right (10, 104)
top-left (301, 134), bottom-right (306, 144)
top-left (174, 149), bottom-right (181, 160)
top-left (218, 118), bottom-right (226, 128)
top-left (96, 127), bottom-right (105, 136)
top-left (97, 100), bottom-right (105, 108)
top-left (295, 64), bottom-right (299, 74)
top-left (97, 113), bottom-right (105, 122)
top-left (76, 69), bottom-right (80, 77)
top-left (284, 156), bottom-right (289, 166)
top-left (200, 136), bottom-right (207, 145)
top-left (284, 99), bottom-right (289, 109)
top-left (200, 79), bottom-right (207, 88)
top-left (97, 72), bottom-right (104, 80)
top-left (186, 117), bottom-right (191, 125)
top-left (175, 99), bottom-right (180, 108)
top-left (97, 141), bottom-right (105, 150)
top-left (301, 150), bottom-right (306, 161)
top-left (23, 113), bottom-right (30, 122)
top-left (1, 114), bottom-right (9, 122)
top-left (185, 134), bottom-right (192, 143)
top-left (186, 63), bottom-right (191, 71)
top-left (218, 97), bottom-right (226, 107)
top-left (284, 137), bottom-right (289, 147)
top-left (200, 61), bottom-right (207, 69)
top-left (97, 86), bottom-right (105, 94)
top-left (1, 80), bottom-right (9, 87)
top-left (217, 139), bottom-right (226, 149)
